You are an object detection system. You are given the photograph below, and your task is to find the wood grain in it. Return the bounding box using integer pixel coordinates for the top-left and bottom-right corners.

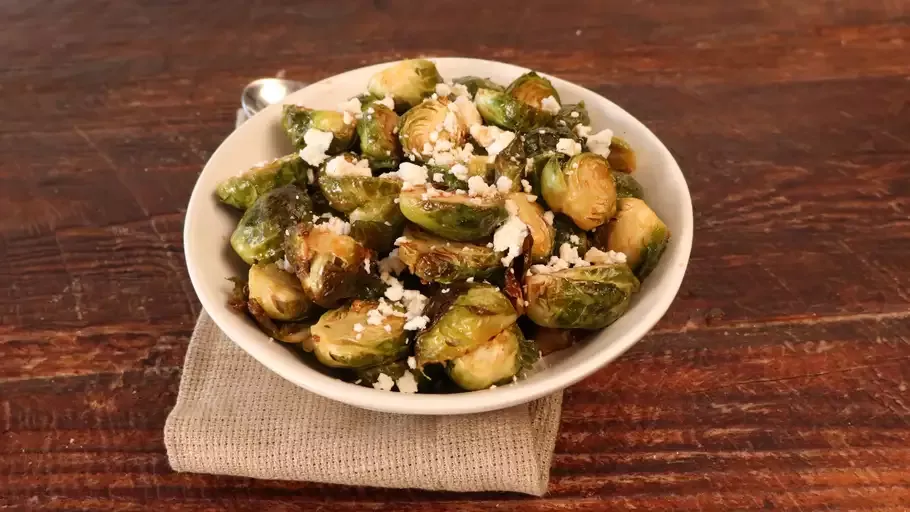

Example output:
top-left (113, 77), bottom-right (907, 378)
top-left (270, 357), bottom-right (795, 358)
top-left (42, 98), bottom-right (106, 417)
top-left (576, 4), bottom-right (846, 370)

top-left (2, 0), bottom-right (910, 510)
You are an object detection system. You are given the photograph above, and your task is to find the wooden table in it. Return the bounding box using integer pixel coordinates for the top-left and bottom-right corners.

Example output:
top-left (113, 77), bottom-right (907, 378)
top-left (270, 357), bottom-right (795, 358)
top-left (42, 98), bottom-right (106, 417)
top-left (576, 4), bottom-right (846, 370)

top-left (3, 1), bottom-right (910, 509)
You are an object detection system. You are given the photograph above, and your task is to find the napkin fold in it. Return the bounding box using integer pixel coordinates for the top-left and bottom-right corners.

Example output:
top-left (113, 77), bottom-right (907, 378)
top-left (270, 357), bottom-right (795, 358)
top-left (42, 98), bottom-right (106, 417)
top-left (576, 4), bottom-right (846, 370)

top-left (164, 313), bottom-right (563, 495)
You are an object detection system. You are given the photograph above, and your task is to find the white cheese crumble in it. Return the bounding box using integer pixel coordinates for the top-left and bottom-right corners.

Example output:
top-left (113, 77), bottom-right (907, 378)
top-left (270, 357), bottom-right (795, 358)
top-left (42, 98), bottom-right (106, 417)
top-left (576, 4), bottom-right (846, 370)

top-left (575, 124), bottom-right (592, 138)
top-left (342, 111), bottom-right (354, 125)
top-left (442, 111), bottom-right (459, 134)
top-left (586, 128), bottom-right (614, 158)
top-left (306, 168), bottom-right (315, 184)
top-left (451, 83), bottom-right (471, 98)
top-left (373, 373), bottom-right (395, 391)
top-left (337, 97), bottom-right (362, 115)
top-left (570, 111), bottom-right (580, 118)
top-left (466, 277), bottom-right (474, 283)
top-left (298, 129), bottom-right (334, 166)
top-left (471, 125), bottom-right (515, 157)
top-left (317, 216), bottom-right (351, 236)
top-left (377, 95), bottom-right (395, 110)
top-left (496, 176), bottom-right (513, 193)
top-left (467, 176), bottom-right (498, 197)
top-left (543, 211), bottom-right (554, 225)
top-left (353, 323), bottom-right (365, 333)
top-left (363, 258), bottom-right (371, 273)
top-left (521, 179), bottom-right (533, 194)
top-left (556, 138), bottom-right (582, 156)
top-left (390, 162), bottom-right (429, 190)
top-left (407, 356), bottom-right (417, 369)
top-left (379, 249), bottom-right (406, 275)
top-left (493, 199), bottom-right (529, 266)
top-left (396, 371), bottom-right (419, 394)
top-left (324, 155), bottom-right (372, 177)
top-left (449, 163), bottom-right (468, 181)
top-left (584, 247), bottom-right (627, 265)
top-left (432, 172), bottom-right (444, 183)
top-left (569, 234), bottom-right (580, 244)
top-left (384, 324), bottom-right (392, 333)
top-left (540, 95), bottom-right (561, 114)
top-left (435, 83), bottom-right (452, 97)
top-left (453, 95), bottom-right (482, 127)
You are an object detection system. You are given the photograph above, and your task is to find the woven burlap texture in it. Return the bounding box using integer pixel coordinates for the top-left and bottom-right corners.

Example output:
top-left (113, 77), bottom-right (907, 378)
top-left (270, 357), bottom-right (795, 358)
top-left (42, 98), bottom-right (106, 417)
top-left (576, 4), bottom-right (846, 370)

top-left (164, 312), bottom-right (563, 495)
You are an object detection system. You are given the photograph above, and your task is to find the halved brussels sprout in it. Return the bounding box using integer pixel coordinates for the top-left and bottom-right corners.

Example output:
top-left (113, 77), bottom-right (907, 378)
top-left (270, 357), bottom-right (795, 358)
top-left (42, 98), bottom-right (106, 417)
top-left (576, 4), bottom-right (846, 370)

top-left (311, 300), bottom-right (409, 369)
top-left (447, 324), bottom-right (538, 390)
top-left (540, 153), bottom-right (617, 230)
top-left (613, 171), bottom-right (644, 199)
top-left (350, 196), bottom-right (405, 252)
top-left (353, 359), bottom-right (428, 391)
top-left (399, 186), bottom-right (508, 241)
top-left (282, 105), bottom-right (356, 154)
top-left (552, 214), bottom-right (590, 255)
top-left (596, 198), bottom-right (669, 279)
top-left (397, 226), bottom-right (502, 283)
top-left (247, 263), bottom-right (313, 321)
top-left (318, 173), bottom-right (402, 213)
top-left (473, 88), bottom-right (552, 132)
top-left (555, 102), bottom-right (590, 134)
top-left (216, 154), bottom-right (308, 210)
top-left (506, 71), bottom-right (560, 110)
top-left (525, 264), bottom-right (640, 329)
top-left (357, 100), bottom-right (402, 170)
top-left (285, 225), bottom-right (371, 308)
top-left (229, 278), bottom-right (315, 347)
top-left (608, 136), bottom-right (637, 173)
top-left (452, 76), bottom-right (505, 97)
top-left (367, 59), bottom-right (442, 111)
top-left (508, 193), bottom-right (554, 263)
top-left (230, 185), bottom-right (312, 265)
top-left (493, 136), bottom-right (526, 191)
top-left (416, 284), bottom-right (518, 365)
top-left (398, 99), bottom-right (467, 160)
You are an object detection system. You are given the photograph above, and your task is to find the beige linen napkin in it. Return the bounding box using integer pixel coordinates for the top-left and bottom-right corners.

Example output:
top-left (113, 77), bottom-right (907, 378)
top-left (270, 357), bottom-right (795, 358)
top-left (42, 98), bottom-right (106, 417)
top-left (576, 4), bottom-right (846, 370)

top-left (164, 108), bottom-right (563, 495)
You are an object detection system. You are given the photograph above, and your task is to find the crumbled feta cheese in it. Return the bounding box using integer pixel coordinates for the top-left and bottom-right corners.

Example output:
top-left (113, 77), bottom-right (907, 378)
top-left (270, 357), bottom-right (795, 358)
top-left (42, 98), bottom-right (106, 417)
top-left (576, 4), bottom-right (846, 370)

top-left (366, 309), bottom-right (384, 325)
top-left (396, 371), bottom-right (419, 393)
top-left (559, 242), bottom-right (586, 266)
top-left (363, 258), bottom-right (371, 273)
top-left (466, 277), bottom-right (474, 283)
top-left (454, 95), bottom-right (482, 127)
top-left (433, 172), bottom-right (444, 183)
top-left (540, 95), bottom-right (561, 114)
top-left (318, 216), bottom-right (351, 236)
top-left (556, 138), bottom-right (582, 156)
top-left (496, 176), bottom-right (513, 193)
top-left (575, 124), bottom-right (592, 138)
top-left (337, 97), bottom-right (362, 114)
top-left (394, 162), bottom-right (429, 190)
top-left (441, 288), bottom-right (450, 294)
top-left (569, 234), bottom-right (580, 244)
top-left (384, 278), bottom-right (404, 301)
top-left (306, 168), bottom-right (315, 184)
top-left (449, 163), bottom-right (468, 181)
top-left (443, 111), bottom-right (459, 134)
top-left (543, 211), bottom-right (554, 225)
top-left (342, 111), bottom-right (354, 125)
top-left (584, 247), bottom-right (627, 265)
top-left (377, 95), bottom-right (395, 110)
top-left (420, 184), bottom-right (447, 200)
top-left (586, 129), bottom-right (614, 158)
top-left (324, 155), bottom-right (372, 177)
top-left (404, 315), bottom-right (429, 331)
top-left (435, 83), bottom-right (452, 97)
top-left (493, 200), bottom-right (529, 266)
top-left (570, 111), bottom-right (580, 118)
top-left (298, 129), bottom-right (334, 166)
top-left (467, 176), bottom-right (497, 197)
top-left (407, 356), bottom-right (417, 369)
top-left (521, 179), bottom-right (533, 194)
top-left (353, 323), bottom-right (365, 333)
top-left (451, 83), bottom-right (471, 98)
top-left (373, 373), bottom-right (395, 391)
top-left (471, 125), bottom-right (516, 157)
top-left (384, 324), bottom-right (392, 333)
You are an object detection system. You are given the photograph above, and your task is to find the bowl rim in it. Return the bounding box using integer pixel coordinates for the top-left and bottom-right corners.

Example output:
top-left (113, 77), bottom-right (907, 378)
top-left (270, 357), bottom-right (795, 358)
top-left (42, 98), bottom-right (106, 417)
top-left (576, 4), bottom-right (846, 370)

top-left (184, 57), bottom-right (693, 415)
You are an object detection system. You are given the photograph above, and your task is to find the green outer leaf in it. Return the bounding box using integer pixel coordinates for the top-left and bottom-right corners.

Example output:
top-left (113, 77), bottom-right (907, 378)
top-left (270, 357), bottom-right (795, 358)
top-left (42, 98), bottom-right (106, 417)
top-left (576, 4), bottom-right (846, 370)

top-left (553, 101), bottom-right (590, 134)
top-left (229, 185), bottom-right (312, 265)
top-left (216, 154), bottom-right (308, 210)
top-left (398, 188), bottom-right (508, 242)
top-left (318, 174), bottom-right (402, 213)
top-left (492, 136), bottom-right (526, 190)
top-left (357, 101), bottom-right (402, 170)
top-left (613, 171), bottom-right (644, 199)
top-left (474, 88), bottom-right (552, 132)
top-left (452, 76), bottom-right (505, 97)
top-left (505, 71), bottom-right (560, 109)
top-left (525, 264), bottom-right (640, 330)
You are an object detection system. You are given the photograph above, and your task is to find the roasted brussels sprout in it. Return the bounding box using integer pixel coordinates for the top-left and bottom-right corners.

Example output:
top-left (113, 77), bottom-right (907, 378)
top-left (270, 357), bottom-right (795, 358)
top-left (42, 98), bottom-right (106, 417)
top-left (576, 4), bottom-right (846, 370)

top-left (416, 284), bottom-right (518, 365)
top-left (596, 198), bottom-right (669, 279)
top-left (473, 88), bottom-right (552, 132)
top-left (281, 105), bottom-right (356, 154)
top-left (447, 324), bottom-right (538, 390)
top-left (555, 102), bottom-right (590, 134)
top-left (247, 262), bottom-right (313, 321)
top-left (357, 100), bottom-right (402, 170)
top-left (613, 171), bottom-right (644, 199)
top-left (229, 277), bottom-right (315, 347)
top-left (311, 300), bottom-right (409, 369)
top-left (506, 71), bottom-right (560, 111)
top-left (230, 185), bottom-right (312, 265)
top-left (285, 225), bottom-right (371, 308)
top-left (398, 99), bottom-right (467, 160)
top-left (525, 264), bottom-right (640, 329)
top-left (540, 153), bottom-right (617, 230)
top-left (399, 186), bottom-right (508, 241)
top-left (397, 226), bottom-right (502, 283)
top-left (552, 214), bottom-right (590, 255)
top-left (608, 136), bottom-right (637, 173)
top-left (493, 136), bottom-right (526, 191)
top-left (452, 76), bottom-right (505, 97)
top-left (353, 359), bottom-right (428, 392)
top-left (318, 173), bottom-right (402, 213)
top-left (216, 154), bottom-right (308, 210)
top-left (508, 193), bottom-right (554, 263)
top-left (367, 59), bottom-right (442, 111)
top-left (349, 196), bottom-right (405, 252)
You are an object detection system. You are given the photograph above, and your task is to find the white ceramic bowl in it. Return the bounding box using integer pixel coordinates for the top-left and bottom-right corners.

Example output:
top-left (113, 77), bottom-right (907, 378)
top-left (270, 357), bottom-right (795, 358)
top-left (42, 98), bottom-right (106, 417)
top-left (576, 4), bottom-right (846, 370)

top-left (184, 57), bottom-right (693, 415)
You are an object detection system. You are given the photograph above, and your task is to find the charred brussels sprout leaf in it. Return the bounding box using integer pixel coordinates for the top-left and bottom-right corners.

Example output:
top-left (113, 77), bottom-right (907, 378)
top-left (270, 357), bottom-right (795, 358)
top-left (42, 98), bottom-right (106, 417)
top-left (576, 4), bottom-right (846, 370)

top-left (447, 324), bottom-right (538, 390)
top-left (398, 99), bottom-right (466, 161)
top-left (247, 263), bottom-right (313, 321)
top-left (525, 264), bottom-right (640, 329)
top-left (285, 225), bottom-right (371, 308)
top-left (493, 136), bottom-right (526, 190)
top-left (473, 88), bottom-right (552, 132)
top-left (216, 154), bottom-right (308, 210)
top-left (506, 71), bottom-right (560, 110)
top-left (357, 101), bottom-right (402, 170)
top-left (554, 102), bottom-right (590, 134)
top-left (552, 214), bottom-right (591, 255)
top-left (508, 193), bottom-right (555, 263)
top-left (540, 153), bottom-right (617, 231)
top-left (597, 198), bottom-right (670, 279)
top-left (367, 59), bottom-right (442, 111)
top-left (613, 171), bottom-right (644, 199)
top-left (311, 300), bottom-right (409, 369)
top-left (608, 136), bottom-right (637, 174)
top-left (353, 359), bottom-right (428, 390)
top-left (416, 284), bottom-right (518, 365)
top-left (349, 196), bottom-right (405, 252)
top-left (230, 185), bottom-right (312, 265)
top-left (318, 174), bottom-right (402, 214)
top-left (397, 226), bottom-right (502, 283)
top-left (452, 76), bottom-right (505, 97)
top-left (281, 105), bottom-right (356, 154)
top-left (399, 186), bottom-right (508, 241)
